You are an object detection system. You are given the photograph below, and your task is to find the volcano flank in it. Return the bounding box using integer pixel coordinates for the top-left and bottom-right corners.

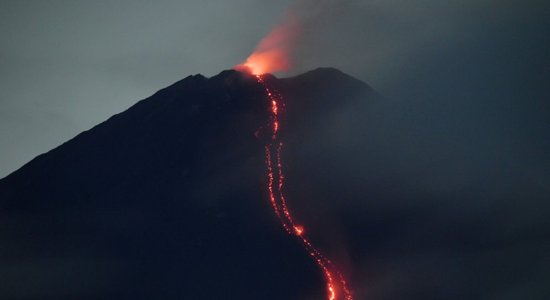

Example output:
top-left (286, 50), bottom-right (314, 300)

top-left (0, 68), bottom-right (378, 300)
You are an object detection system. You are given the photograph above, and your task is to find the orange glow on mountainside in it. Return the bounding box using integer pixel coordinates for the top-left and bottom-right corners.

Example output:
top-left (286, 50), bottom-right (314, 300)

top-left (255, 74), bottom-right (353, 300)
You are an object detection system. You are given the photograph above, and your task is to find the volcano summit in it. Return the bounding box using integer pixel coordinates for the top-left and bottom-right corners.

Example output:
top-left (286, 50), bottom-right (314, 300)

top-left (0, 68), bottom-right (378, 300)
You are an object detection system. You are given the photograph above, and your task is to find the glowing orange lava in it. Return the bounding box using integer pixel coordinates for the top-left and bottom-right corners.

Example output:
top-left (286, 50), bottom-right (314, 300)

top-left (255, 74), bottom-right (353, 300)
top-left (294, 225), bottom-right (304, 236)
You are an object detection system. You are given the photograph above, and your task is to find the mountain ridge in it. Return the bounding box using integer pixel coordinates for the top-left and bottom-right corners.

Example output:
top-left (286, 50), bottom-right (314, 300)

top-left (0, 67), bottom-right (377, 300)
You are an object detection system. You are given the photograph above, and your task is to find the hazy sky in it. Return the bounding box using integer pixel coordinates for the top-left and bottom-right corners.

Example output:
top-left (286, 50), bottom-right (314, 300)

top-left (0, 0), bottom-right (548, 177)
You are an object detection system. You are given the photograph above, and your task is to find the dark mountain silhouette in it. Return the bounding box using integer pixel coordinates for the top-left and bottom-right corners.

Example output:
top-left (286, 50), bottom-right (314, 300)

top-left (2, 67), bottom-right (549, 300)
top-left (0, 68), bottom-right (377, 300)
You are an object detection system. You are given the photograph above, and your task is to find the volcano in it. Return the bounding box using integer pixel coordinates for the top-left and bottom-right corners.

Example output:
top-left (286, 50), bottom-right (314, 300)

top-left (0, 68), bottom-right (379, 300)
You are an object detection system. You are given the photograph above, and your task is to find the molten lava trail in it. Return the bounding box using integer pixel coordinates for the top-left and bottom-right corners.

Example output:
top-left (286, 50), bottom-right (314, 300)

top-left (256, 75), bottom-right (353, 300)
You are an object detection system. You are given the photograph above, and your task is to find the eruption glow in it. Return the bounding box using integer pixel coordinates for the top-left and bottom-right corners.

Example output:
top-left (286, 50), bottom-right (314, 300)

top-left (255, 74), bottom-right (353, 300)
top-left (235, 14), bottom-right (299, 75)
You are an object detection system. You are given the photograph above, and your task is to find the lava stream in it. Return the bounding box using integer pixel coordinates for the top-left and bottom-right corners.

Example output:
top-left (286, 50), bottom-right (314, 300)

top-left (256, 75), bottom-right (353, 300)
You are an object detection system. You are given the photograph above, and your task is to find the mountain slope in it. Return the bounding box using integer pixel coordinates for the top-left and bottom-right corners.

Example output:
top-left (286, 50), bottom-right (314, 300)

top-left (0, 68), bottom-right (376, 300)
top-left (2, 67), bottom-right (548, 300)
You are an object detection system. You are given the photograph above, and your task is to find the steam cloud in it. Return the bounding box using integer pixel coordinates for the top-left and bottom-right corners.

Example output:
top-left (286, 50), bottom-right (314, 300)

top-left (236, 12), bottom-right (300, 75)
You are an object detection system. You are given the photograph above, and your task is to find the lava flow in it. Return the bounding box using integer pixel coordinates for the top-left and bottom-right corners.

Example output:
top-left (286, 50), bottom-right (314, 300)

top-left (255, 74), bottom-right (353, 300)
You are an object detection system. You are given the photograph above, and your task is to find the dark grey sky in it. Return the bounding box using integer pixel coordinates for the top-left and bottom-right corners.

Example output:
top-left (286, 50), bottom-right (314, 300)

top-left (0, 0), bottom-right (548, 179)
